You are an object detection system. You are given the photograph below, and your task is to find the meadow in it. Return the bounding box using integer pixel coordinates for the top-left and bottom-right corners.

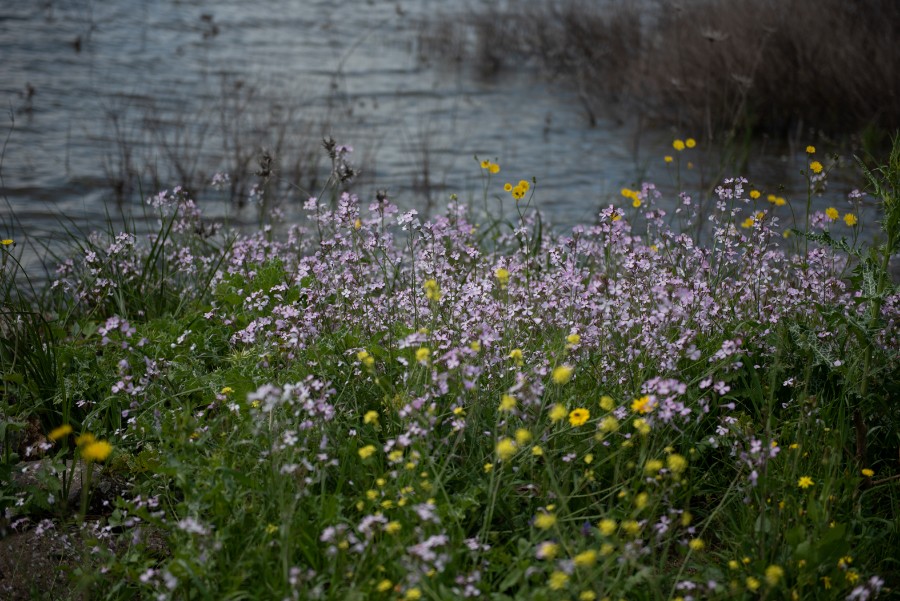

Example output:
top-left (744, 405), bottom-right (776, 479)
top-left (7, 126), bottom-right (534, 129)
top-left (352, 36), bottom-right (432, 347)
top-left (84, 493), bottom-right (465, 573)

top-left (0, 138), bottom-right (898, 600)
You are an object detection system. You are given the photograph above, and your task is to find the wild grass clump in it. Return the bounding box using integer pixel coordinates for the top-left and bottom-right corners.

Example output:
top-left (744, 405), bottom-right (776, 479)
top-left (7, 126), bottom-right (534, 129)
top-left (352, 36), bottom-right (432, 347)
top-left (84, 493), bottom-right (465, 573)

top-left (0, 139), bottom-right (898, 600)
top-left (422, 0), bottom-right (900, 139)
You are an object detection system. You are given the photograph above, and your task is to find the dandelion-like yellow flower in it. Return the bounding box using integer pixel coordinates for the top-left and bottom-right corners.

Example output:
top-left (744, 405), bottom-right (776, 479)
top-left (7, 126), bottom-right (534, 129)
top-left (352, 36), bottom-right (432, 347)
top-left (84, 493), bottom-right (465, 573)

top-left (741, 217), bottom-right (755, 229)
top-left (631, 395), bottom-right (654, 414)
top-left (358, 445), bottom-right (377, 459)
top-left (82, 440), bottom-right (113, 462)
top-left (423, 279), bottom-right (441, 301)
top-left (633, 418), bottom-right (650, 436)
top-left (622, 520), bottom-right (641, 536)
top-left (667, 453), bottom-right (688, 474)
top-left (549, 404), bottom-right (568, 422)
top-left (0, 239), bottom-right (13, 246)
top-left (765, 565), bottom-right (784, 586)
top-left (480, 160), bottom-right (490, 169)
top-left (844, 213), bottom-right (858, 226)
top-left (797, 476), bottom-right (814, 489)
top-left (598, 415), bottom-right (619, 433)
top-left (810, 161), bottom-right (824, 174)
top-left (549, 571), bottom-right (568, 590)
top-left (806, 145), bottom-right (816, 154)
top-left (518, 180), bottom-right (530, 191)
top-left (384, 521), bottom-right (402, 535)
top-left (685, 138), bottom-right (696, 148)
top-left (598, 518), bottom-right (616, 536)
top-left (774, 196), bottom-right (787, 206)
top-left (552, 365), bottom-right (574, 384)
top-left (746, 577), bottom-right (761, 592)
top-left (673, 139), bottom-right (686, 151)
top-left (825, 207), bottom-right (839, 220)
top-left (496, 438), bottom-right (517, 461)
top-left (644, 459), bottom-right (663, 474)
top-left (664, 155), bottom-right (673, 163)
top-left (579, 591), bottom-right (596, 601)
top-left (599, 395), bottom-right (614, 411)
top-left (568, 408), bottom-right (590, 427)
top-left (566, 333), bottom-right (581, 345)
top-left (469, 341), bottom-right (481, 352)
top-left (503, 182), bottom-right (513, 192)
top-left (499, 394), bottom-right (517, 412)
top-left (534, 512), bottom-right (557, 530)
top-left (48, 424), bottom-right (73, 442)
top-left (750, 190), bottom-right (761, 199)
top-left (536, 541), bottom-right (559, 559)
top-left (358, 350), bottom-right (375, 369)
top-left (574, 549), bottom-right (597, 567)
top-left (515, 429), bottom-right (532, 445)
top-left (488, 162), bottom-right (500, 174)
top-left (220, 386), bottom-right (234, 395)
top-left (688, 538), bottom-right (705, 551)
top-left (728, 560), bottom-right (740, 570)
top-left (404, 587), bottom-right (422, 601)
top-left (376, 579), bottom-right (393, 593)
top-left (632, 198), bottom-right (642, 208)
top-left (415, 347), bottom-right (430, 364)
top-left (483, 462), bottom-right (493, 473)
top-left (363, 410), bottom-right (379, 424)
top-left (531, 445), bottom-right (543, 456)
top-left (495, 267), bottom-right (510, 288)
top-left (861, 468), bottom-right (874, 477)
top-left (509, 348), bottom-right (524, 366)
top-left (75, 433), bottom-right (96, 447)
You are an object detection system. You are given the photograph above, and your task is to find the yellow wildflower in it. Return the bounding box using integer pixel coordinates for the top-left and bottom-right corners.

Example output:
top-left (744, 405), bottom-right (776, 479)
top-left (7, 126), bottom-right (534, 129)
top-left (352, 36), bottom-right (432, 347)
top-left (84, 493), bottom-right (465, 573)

top-left (566, 333), bottom-right (581, 345)
top-left (810, 161), bottom-right (824, 174)
top-left (598, 519), bottom-right (616, 536)
top-left (667, 453), bottom-right (688, 474)
top-left (384, 521), bottom-right (402, 535)
top-left (480, 159), bottom-right (490, 169)
top-left (688, 538), bottom-right (705, 551)
top-left (673, 139), bottom-right (686, 151)
top-left (825, 207), bottom-right (839, 220)
top-left (531, 445), bottom-right (543, 456)
top-left (861, 468), bottom-right (874, 477)
top-left (48, 424), bottom-right (73, 442)
top-left (568, 408), bottom-right (590, 426)
top-left (746, 577), bottom-right (761, 592)
top-left (483, 462), bottom-right (493, 473)
top-left (363, 410), bottom-right (379, 424)
top-left (495, 267), bottom-right (510, 288)
top-left (574, 550), bottom-right (597, 567)
top-left (503, 182), bottom-right (513, 192)
top-left (499, 394), bottom-right (517, 412)
top-left (631, 395), bottom-right (654, 414)
top-left (415, 347), bottom-right (430, 364)
top-left (549, 571), bottom-right (568, 590)
top-left (220, 386), bottom-right (234, 395)
top-left (488, 162), bottom-right (500, 174)
top-left (844, 213), bottom-right (858, 226)
top-left (664, 155), bottom-right (674, 163)
top-left (765, 565), bottom-right (784, 586)
top-left (644, 459), bottom-right (663, 474)
top-left (633, 418), bottom-right (650, 435)
top-left (508, 348), bottom-right (524, 366)
top-left (515, 429), bottom-right (532, 445)
top-left (579, 592), bottom-right (597, 601)
top-left (423, 279), bottom-right (441, 301)
top-left (552, 365), bottom-right (574, 384)
top-left (534, 512), bottom-right (557, 530)
top-left (496, 438), bottom-right (517, 461)
top-left (82, 440), bottom-right (113, 462)
top-left (797, 476), bottom-right (814, 489)
top-left (685, 138), bottom-right (696, 148)
top-left (806, 145), bottom-right (816, 154)
top-left (376, 579), bottom-right (393, 593)
top-left (599, 415), bottom-right (619, 433)
top-left (599, 395), bottom-right (615, 411)
top-left (358, 445), bottom-right (377, 459)
top-left (404, 587), bottom-right (422, 601)
top-left (549, 404), bottom-right (568, 422)
top-left (75, 433), bottom-right (96, 447)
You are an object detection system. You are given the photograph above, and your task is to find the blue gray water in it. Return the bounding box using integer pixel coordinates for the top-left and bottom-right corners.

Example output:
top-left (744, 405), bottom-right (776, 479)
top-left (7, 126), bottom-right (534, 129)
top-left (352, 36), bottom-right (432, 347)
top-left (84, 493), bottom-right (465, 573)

top-left (0, 0), bottom-right (871, 274)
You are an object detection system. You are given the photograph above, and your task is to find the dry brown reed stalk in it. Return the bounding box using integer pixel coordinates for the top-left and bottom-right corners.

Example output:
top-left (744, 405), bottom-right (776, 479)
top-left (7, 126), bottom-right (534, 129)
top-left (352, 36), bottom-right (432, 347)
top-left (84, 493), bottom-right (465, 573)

top-left (420, 0), bottom-right (900, 139)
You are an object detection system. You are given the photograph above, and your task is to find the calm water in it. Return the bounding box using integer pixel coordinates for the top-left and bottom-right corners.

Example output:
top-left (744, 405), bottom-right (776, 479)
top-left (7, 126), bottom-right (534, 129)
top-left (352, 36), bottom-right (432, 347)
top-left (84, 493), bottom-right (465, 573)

top-left (0, 0), bottom-right (874, 274)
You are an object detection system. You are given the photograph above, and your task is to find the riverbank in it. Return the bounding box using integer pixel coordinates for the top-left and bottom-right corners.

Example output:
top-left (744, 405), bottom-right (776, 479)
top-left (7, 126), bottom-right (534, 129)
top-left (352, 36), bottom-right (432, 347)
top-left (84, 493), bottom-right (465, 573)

top-left (0, 142), bottom-right (898, 599)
